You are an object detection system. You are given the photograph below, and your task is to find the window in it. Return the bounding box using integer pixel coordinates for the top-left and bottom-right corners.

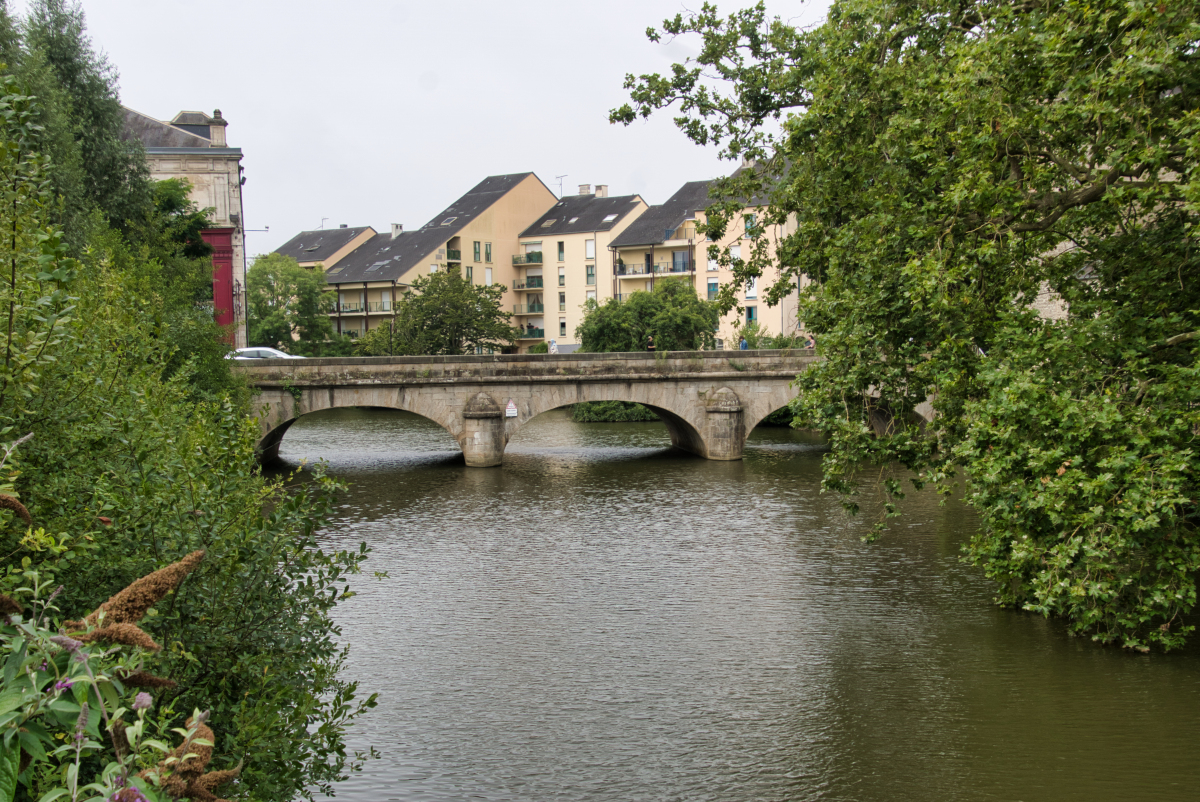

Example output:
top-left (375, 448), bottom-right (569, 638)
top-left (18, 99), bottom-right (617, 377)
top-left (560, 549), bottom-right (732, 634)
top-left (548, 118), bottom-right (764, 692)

top-left (746, 276), bottom-right (757, 299)
top-left (672, 251), bottom-right (688, 272)
top-left (587, 290), bottom-right (597, 301)
top-left (485, 267), bottom-right (493, 285)
top-left (730, 244), bottom-right (742, 262)
top-left (602, 213), bottom-right (618, 223)
top-left (473, 241), bottom-right (481, 261)
top-left (744, 213), bottom-right (756, 238)
top-left (746, 306), bottom-right (757, 323)
top-left (585, 239), bottom-right (596, 259)
top-left (586, 264), bottom-right (595, 285)
top-left (559, 292), bottom-right (566, 311)
top-left (707, 257), bottom-right (718, 272)
top-left (557, 241), bottom-right (565, 261)
top-left (707, 280), bottom-right (718, 301)
top-left (430, 264), bottom-right (439, 274)
top-left (558, 267), bottom-right (565, 286)
top-left (485, 243), bottom-right (492, 263)
top-left (559, 318), bottom-right (566, 336)
top-left (466, 265), bottom-right (473, 282)
top-left (440, 217), bottom-right (457, 226)
top-left (568, 217), bottom-right (579, 224)
top-left (541, 219), bottom-right (557, 228)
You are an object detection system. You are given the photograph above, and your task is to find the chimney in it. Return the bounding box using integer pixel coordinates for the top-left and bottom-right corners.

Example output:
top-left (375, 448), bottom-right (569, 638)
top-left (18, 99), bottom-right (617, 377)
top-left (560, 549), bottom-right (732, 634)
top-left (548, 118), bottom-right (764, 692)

top-left (594, 184), bottom-right (608, 198)
top-left (339, 224), bottom-right (348, 229)
top-left (578, 183), bottom-right (592, 195)
top-left (209, 109), bottom-right (228, 147)
top-left (391, 223), bottom-right (404, 238)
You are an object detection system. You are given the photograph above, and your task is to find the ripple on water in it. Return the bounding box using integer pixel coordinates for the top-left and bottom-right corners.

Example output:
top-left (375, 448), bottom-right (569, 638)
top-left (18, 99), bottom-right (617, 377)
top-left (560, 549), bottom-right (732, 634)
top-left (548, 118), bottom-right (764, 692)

top-left (273, 408), bottom-right (1200, 802)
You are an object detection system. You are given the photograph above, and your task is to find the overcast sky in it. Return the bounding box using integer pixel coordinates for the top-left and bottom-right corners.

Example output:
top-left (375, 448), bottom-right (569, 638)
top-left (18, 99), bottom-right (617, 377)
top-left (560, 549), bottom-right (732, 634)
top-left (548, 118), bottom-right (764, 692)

top-left (25, 0), bottom-right (830, 258)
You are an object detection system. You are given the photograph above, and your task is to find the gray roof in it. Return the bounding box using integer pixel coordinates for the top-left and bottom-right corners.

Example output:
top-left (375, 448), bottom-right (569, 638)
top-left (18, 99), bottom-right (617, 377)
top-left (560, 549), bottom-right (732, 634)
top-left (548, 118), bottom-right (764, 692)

top-left (274, 227), bottom-right (375, 263)
top-left (609, 180), bottom-right (713, 248)
top-left (518, 193), bottom-right (643, 238)
top-left (121, 107), bottom-right (212, 149)
top-left (319, 173), bottom-right (550, 285)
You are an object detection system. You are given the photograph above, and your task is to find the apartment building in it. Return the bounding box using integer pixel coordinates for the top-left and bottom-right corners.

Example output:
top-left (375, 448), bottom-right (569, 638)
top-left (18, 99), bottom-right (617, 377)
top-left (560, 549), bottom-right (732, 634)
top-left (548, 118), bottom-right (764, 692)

top-left (513, 184), bottom-right (648, 351)
top-left (610, 173), bottom-right (800, 348)
top-left (273, 173), bottom-right (557, 337)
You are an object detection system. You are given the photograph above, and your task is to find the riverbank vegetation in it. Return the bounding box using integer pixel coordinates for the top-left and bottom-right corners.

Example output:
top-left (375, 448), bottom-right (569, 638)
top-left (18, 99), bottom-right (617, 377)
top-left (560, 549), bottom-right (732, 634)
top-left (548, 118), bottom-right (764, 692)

top-left (613, 0), bottom-right (1200, 650)
top-left (0, 2), bottom-right (373, 798)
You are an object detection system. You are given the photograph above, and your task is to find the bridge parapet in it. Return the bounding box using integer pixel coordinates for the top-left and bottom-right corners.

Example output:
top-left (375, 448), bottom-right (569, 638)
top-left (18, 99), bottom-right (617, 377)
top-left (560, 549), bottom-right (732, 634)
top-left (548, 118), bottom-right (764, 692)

top-left (235, 349), bottom-right (818, 466)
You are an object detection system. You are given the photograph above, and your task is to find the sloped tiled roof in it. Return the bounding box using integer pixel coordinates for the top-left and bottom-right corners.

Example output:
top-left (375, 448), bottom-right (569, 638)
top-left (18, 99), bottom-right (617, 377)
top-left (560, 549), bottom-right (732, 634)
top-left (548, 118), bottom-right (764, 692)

top-left (609, 180), bottom-right (713, 248)
top-left (121, 107), bottom-right (212, 149)
top-left (274, 227), bottom-right (375, 264)
top-left (518, 194), bottom-right (643, 238)
top-left (319, 173), bottom-right (550, 286)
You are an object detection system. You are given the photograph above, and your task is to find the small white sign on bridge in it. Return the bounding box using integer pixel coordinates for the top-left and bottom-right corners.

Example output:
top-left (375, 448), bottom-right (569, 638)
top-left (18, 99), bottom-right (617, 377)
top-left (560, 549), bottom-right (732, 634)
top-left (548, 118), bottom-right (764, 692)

top-left (505, 400), bottom-right (518, 418)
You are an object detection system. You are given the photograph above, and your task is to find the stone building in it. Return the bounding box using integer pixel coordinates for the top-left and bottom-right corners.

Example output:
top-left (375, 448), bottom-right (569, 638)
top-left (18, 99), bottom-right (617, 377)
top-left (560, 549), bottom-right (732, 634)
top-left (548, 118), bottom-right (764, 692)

top-left (122, 107), bottom-right (248, 347)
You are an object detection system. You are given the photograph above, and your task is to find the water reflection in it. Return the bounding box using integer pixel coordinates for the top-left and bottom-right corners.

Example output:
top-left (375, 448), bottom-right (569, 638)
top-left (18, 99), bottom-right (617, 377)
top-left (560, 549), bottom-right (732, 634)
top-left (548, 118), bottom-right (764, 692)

top-left (275, 408), bottom-right (1200, 802)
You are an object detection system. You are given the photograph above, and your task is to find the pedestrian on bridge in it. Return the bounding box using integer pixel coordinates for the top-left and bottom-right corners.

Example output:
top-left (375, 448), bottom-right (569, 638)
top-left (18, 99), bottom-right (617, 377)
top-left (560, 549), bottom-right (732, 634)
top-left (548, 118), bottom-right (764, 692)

top-left (647, 335), bottom-right (656, 353)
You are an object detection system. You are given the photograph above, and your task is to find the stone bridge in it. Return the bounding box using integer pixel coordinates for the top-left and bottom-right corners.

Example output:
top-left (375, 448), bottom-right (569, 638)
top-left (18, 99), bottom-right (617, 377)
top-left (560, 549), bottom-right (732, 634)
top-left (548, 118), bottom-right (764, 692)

top-left (235, 349), bottom-right (818, 467)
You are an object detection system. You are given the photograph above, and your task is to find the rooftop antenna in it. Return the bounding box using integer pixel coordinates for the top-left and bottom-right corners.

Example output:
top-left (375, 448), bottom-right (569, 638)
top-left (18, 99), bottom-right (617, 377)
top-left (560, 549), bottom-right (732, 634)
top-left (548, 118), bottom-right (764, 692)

top-left (555, 175), bottom-right (568, 198)
top-left (319, 217), bottom-right (329, 229)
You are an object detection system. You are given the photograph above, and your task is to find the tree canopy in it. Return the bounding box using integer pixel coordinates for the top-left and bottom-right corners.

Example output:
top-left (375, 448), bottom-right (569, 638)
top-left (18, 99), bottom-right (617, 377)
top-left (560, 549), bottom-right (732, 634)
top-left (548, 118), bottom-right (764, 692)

top-left (613, 0), bottom-right (1200, 650)
top-left (247, 253), bottom-right (350, 355)
top-left (355, 266), bottom-right (517, 356)
top-left (576, 278), bottom-right (719, 353)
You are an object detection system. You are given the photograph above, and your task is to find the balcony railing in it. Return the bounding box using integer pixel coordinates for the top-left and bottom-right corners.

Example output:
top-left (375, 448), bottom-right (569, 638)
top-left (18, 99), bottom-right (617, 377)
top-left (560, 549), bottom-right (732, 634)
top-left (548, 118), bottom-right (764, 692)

top-left (615, 263), bottom-right (654, 277)
top-left (366, 301), bottom-right (393, 312)
top-left (446, 249), bottom-right (461, 261)
top-left (517, 328), bottom-right (545, 339)
top-left (664, 224), bottom-right (697, 241)
top-left (513, 303), bottom-right (545, 315)
top-left (513, 276), bottom-right (544, 290)
top-left (513, 252), bottom-right (543, 265)
top-left (658, 259), bottom-right (694, 274)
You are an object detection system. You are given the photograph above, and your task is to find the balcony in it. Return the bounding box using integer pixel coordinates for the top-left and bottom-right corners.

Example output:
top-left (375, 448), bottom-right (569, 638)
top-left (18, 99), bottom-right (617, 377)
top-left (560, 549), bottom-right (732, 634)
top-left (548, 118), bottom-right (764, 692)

top-left (658, 259), bottom-right (694, 274)
top-left (446, 249), bottom-right (461, 261)
top-left (517, 328), bottom-right (545, 339)
top-left (615, 263), bottom-right (655, 277)
top-left (664, 224), bottom-right (697, 242)
top-left (338, 302), bottom-right (364, 313)
top-left (513, 252), bottom-right (543, 265)
top-left (513, 303), bottom-right (545, 315)
top-left (513, 276), bottom-right (544, 290)
top-left (366, 301), bottom-right (393, 312)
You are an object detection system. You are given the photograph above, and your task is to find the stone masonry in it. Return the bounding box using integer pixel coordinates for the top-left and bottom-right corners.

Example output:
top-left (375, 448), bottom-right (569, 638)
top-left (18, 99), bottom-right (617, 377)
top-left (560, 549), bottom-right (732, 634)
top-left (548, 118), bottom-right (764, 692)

top-left (235, 350), bottom-right (819, 467)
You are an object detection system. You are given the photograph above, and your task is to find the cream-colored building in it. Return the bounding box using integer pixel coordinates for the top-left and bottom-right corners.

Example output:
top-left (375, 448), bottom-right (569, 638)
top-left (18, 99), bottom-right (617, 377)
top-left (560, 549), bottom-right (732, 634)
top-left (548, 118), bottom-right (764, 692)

top-left (273, 173), bottom-right (557, 338)
top-left (610, 175), bottom-right (800, 349)
top-left (513, 184), bottom-right (647, 351)
top-left (122, 107), bottom-right (249, 347)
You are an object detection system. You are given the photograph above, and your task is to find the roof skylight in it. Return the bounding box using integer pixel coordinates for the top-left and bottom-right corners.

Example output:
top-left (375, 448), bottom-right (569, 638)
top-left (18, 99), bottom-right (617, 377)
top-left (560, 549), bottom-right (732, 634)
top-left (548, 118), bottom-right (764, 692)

top-left (602, 214), bottom-right (618, 222)
top-left (440, 217), bottom-right (457, 226)
top-left (327, 267), bottom-right (343, 274)
top-left (568, 217), bottom-right (579, 224)
top-left (541, 219), bottom-right (556, 228)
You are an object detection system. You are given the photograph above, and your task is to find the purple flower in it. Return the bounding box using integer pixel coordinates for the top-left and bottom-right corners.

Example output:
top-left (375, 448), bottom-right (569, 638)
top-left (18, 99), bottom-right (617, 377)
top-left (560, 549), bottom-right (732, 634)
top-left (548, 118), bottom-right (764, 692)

top-left (54, 679), bottom-right (73, 691)
top-left (132, 692), bottom-right (153, 711)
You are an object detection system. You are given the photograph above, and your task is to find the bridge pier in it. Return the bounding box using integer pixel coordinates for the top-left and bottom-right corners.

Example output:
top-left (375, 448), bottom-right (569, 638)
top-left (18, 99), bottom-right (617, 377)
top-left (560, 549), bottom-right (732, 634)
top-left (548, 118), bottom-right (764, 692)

top-left (461, 392), bottom-right (505, 468)
top-left (701, 387), bottom-right (746, 460)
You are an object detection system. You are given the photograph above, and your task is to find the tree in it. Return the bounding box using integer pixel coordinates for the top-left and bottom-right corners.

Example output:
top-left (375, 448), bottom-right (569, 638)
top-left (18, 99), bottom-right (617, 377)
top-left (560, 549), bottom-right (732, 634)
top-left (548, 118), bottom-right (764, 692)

top-left (247, 253), bottom-right (347, 355)
top-left (576, 278), bottom-right (719, 353)
top-left (355, 266), bottom-right (517, 356)
top-left (613, 1), bottom-right (1200, 650)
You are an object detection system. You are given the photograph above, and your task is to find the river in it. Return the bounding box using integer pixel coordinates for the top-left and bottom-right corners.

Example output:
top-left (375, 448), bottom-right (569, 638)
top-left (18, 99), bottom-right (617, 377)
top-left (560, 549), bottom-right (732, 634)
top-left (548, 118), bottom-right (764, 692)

top-left (276, 407), bottom-right (1200, 802)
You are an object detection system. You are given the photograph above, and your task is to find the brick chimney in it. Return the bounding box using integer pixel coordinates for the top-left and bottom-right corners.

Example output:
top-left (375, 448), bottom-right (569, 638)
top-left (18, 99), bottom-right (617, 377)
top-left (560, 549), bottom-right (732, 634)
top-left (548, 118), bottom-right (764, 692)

top-left (209, 109), bottom-right (228, 147)
top-left (578, 183), bottom-right (592, 195)
top-left (594, 184), bottom-right (608, 198)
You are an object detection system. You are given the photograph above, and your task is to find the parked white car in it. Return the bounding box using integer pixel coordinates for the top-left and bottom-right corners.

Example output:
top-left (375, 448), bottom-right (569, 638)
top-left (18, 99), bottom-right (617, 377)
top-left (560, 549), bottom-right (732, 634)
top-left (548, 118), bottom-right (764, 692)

top-left (226, 347), bottom-right (306, 360)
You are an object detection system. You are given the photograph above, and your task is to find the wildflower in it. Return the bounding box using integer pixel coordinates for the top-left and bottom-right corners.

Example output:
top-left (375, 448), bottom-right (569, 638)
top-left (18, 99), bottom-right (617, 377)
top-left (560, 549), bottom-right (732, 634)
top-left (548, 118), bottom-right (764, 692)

top-left (54, 679), bottom-right (74, 692)
top-left (49, 635), bottom-right (82, 652)
top-left (133, 692), bottom-right (153, 711)
top-left (69, 550), bottom-right (204, 630)
top-left (74, 702), bottom-right (89, 746)
top-left (76, 622), bottom-right (161, 652)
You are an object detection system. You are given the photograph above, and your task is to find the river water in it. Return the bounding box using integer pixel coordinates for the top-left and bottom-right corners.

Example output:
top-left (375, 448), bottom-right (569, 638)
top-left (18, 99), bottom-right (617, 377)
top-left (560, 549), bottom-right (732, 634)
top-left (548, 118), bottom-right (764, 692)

top-left (278, 408), bottom-right (1200, 802)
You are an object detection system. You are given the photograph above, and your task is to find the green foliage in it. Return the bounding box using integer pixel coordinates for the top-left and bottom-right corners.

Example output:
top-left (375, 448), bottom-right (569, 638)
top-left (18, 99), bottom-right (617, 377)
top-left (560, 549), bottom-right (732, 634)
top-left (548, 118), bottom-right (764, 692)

top-left (0, 60), bottom-right (374, 801)
top-left (247, 253), bottom-right (349, 356)
top-left (570, 401), bottom-right (659, 423)
top-left (576, 278), bottom-right (718, 353)
top-left (355, 266), bottom-right (517, 356)
top-left (527, 341), bottom-right (549, 354)
top-left (615, 0), bottom-right (1200, 649)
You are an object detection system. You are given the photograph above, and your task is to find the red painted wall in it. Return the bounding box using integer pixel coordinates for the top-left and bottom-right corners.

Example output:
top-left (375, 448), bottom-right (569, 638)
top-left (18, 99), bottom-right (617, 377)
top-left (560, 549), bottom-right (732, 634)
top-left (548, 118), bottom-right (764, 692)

top-left (202, 228), bottom-right (236, 330)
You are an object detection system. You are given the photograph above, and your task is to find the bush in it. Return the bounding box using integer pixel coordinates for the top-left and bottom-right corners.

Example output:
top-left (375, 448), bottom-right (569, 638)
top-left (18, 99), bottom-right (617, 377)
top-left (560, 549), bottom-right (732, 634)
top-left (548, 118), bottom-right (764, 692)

top-left (570, 401), bottom-right (659, 422)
